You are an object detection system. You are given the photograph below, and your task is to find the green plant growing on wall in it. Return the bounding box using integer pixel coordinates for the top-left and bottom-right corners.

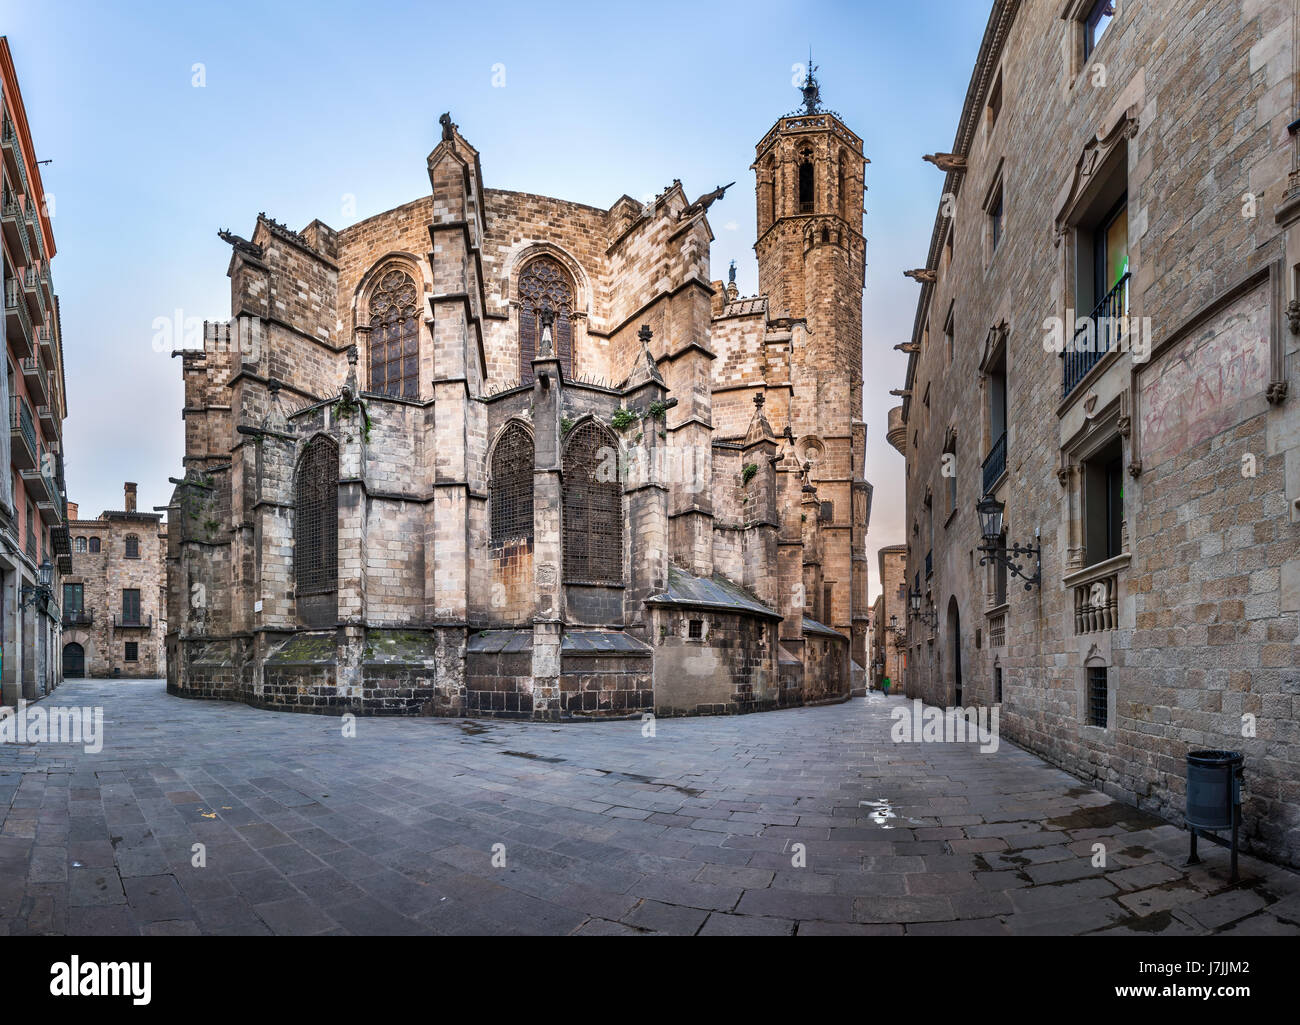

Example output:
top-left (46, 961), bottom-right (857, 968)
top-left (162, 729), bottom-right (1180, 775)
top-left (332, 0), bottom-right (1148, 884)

top-left (333, 396), bottom-right (373, 443)
top-left (742, 463), bottom-right (759, 485)
top-left (611, 407), bottom-right (639, 431)
top-left (648, 400), bottom-right (669, 421)
top-left (561, 416), bottom-right (576, 436)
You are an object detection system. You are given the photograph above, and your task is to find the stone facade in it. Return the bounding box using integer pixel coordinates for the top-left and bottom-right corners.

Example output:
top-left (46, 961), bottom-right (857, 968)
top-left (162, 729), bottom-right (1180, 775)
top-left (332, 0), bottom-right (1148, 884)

top-left (892, 0), bottom-right (1300, 867)
top-left (61, 484), bottom-right (167, 678)
top-left (167, 81), bottom-right (871, 720)
top-left (871, 544), bottom-right (907, 691)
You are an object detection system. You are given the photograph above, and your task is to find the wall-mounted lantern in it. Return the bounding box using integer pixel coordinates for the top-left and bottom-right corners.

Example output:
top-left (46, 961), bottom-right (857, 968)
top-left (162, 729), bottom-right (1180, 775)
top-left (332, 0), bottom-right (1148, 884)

top-left (975, 496), bottom-right (1041, 590)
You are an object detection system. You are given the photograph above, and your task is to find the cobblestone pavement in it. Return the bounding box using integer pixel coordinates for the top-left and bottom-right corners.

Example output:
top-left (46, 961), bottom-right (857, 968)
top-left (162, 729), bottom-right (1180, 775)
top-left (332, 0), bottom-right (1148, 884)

top-left (0, 681), bottom-right (1297, 936)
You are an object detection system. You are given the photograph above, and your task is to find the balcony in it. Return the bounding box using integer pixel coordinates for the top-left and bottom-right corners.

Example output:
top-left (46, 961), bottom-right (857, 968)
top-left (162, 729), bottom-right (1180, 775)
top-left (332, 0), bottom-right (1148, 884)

top-left (1063, 272), bottom-right (1130, 399)
top-left (38, 264), bottom-right (53, 308)
top-left (9, 395), bottom-right (37, 469)
top-left (0, 116), bottom-right (21, 191)
top-left (4, 278), bottom-right (34, 358)
top-left (20, 357), bottom-right (48, 405)
top-left (982, 431), bottom-right (1007, 497)
top-left (113, 614), bottom-right (153, 630)
top-left (36, 324), bottom-right (55, 368)
top-left (37, 403), bottom-right (58, 439)
top-left (62, 609), bottom-right (93, 629)
top-left (37, 499), bottom-right (61, 525)
top-left (1, 189), bottom-right (30, 267)
top-left (22, 265), bottom-right (46, 325)
top-left (21, 466), bottom-right (54, 502)
top-left (1066, 555), bottom-right (1129, 635)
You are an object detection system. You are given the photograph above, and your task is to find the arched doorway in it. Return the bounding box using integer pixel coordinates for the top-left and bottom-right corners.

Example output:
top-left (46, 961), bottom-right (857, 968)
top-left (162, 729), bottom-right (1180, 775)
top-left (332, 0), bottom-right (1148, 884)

top-left (63, 642), bottom-right (85, 679)
top-left (946, 597), bottom-right (962, 707)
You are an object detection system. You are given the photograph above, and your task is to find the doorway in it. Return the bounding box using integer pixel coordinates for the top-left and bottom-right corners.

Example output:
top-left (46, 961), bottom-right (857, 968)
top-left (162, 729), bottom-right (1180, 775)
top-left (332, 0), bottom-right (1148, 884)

top-left (947, 597), bottom-right (962, 707)
top-left (63, 642), bottom-right (85, 679)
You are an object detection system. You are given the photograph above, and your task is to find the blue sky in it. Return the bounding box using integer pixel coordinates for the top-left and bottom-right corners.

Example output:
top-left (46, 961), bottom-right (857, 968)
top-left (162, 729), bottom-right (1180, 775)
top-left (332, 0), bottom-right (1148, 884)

top-left (6, 0), bottom-right (990, 596)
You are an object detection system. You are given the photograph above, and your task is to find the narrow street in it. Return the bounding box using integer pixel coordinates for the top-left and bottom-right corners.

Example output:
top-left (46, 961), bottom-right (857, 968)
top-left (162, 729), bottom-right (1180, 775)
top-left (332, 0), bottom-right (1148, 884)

top-left (0, 682), bottom-right (1296, 936)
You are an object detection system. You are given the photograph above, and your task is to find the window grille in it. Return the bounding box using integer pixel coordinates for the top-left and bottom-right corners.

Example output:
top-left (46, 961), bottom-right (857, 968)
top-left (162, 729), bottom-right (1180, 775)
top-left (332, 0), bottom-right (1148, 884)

top-left (368, 269), bottom-right (420, 399)
top-left (518, 257), bottom-right (574, 384)
top-left (295, 436), bottom-right (339, 612)
top-left (88, 537), bottom-right (101, 553)
top-left (490, 423), bottom-right (534, 544)
top-left (124, 535), bottom-right (140, 559)
top-left (124, 642), bottom-right (138, 662)
top-left (1087, 666), bottom-right (1109, 727)
top-left (562, 421), bottom-right (621, 584)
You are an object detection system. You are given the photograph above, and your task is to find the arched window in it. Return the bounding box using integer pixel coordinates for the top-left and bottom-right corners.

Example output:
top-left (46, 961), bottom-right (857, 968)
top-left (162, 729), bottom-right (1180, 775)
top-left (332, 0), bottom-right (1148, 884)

top-left (798, 149), bottom-right (815, 213)
top-left (490, 423), bottom-right (534, 545)
top-left (88, 537), bottom-right (101, 553)
top-left (562, 420), bottom-right (621, 584)
top-left (367, 269), bottom-right (420, 399)
top-left (295, 436), bottom-right (339, 627)
top-left (518, 257), bottom-right (574, 385)
top-left (124, 535), bottom-right (140, 559)
top-left (74, 536), bottom-right (87, 553)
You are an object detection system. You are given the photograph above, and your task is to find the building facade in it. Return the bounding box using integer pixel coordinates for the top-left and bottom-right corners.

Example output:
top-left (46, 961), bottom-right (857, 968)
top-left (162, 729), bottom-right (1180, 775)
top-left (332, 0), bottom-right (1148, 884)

top-left (61, 484), bottom-right (166, 678)
top-left (891, 0), bottom-right (1300, 867)
top-left (872, 543), bottom-right (907, 691)
top-left (167, 77), bottom-right (873, 719)
top-left (0, 37), bottom-right (71, 707)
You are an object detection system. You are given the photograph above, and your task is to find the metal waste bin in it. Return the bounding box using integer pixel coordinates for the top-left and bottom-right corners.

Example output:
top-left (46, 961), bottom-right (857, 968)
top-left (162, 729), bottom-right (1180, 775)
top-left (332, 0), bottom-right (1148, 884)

top-left (1185, 750), bottom-right (1243, 880)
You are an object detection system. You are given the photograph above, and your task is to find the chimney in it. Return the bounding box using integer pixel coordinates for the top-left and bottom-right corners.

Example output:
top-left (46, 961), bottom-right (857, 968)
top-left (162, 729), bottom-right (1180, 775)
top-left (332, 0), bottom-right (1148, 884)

top-left (124, 482), bottom-right (137, 513)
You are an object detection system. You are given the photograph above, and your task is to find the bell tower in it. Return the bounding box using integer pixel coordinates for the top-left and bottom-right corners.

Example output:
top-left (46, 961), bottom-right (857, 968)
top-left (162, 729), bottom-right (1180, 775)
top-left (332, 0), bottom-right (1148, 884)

top-left (753, 63), bottom-right (870, 661)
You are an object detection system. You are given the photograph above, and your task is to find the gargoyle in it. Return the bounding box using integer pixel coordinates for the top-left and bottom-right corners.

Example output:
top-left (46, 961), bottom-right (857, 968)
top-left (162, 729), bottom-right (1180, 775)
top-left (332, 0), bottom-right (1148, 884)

top-left (923, 153), bottom-right (967, 173)
top-left (217, 229), bottom-right (262, 259)
top-left (904, 269), bottom-right (937, 284)
top-left (680, 182), bottom-right (736, 220)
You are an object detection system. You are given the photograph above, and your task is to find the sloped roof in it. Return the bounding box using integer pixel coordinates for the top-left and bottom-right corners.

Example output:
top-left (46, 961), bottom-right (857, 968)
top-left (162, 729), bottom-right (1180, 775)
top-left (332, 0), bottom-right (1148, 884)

top-left (467, 629), bottom-right (532, 654)
top-left (562, 630), bottom-right (653, 655)
top-left (803, 616), bottom-right (847, 640)
top-left (646, 566), bottom-right (781, 621)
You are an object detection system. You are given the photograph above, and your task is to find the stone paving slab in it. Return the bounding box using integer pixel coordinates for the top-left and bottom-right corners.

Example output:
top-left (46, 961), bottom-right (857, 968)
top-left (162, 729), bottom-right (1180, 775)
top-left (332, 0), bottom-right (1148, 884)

top-left (0, 681), bottom-right (1296, 936)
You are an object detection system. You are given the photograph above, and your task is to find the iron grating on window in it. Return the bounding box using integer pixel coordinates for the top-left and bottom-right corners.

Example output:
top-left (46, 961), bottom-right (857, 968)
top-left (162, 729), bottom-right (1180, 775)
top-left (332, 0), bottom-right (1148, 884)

top-left (295, 436), bottom-right (339, 600)
top-left (490, 423), bottom-right (534, 545)
top-left (562, 420), bottom-right (621, 584)
top-left (1087, 665), bottom-right (1108, 728)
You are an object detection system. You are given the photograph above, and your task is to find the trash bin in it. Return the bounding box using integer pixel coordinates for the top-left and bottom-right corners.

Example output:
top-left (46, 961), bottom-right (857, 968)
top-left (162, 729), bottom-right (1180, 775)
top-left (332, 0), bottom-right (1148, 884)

top-left (1185, 750), bottom-right (1243, 880)
top-left (1186, 750), bottom-right (1242, 830)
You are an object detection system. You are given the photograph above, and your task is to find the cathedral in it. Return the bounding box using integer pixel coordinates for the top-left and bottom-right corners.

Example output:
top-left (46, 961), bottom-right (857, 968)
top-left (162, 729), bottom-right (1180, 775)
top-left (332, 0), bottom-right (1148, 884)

top-left (166, 72), bottom-right (874, 718)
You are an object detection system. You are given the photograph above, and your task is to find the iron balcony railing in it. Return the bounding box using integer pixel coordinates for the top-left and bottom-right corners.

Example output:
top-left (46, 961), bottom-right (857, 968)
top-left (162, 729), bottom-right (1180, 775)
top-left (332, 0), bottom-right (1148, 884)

top-left (982, 431), bottom-right (1008, 496)
top-left (113, 614), bottom-right (153, 630)
top-left (1063, 272), bottom-right (1130, 399)
top-left (62, 609), bottom-right (93, 628)
top-left (5, 278), bottom-right (35, 351)
top-left (9, 394), bottom-right (37, 463)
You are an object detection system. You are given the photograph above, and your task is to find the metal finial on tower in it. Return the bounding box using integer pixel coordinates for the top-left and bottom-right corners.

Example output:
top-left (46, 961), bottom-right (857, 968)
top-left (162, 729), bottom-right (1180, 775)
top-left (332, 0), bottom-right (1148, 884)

top-left (801, 51), bottom-right (822, 115)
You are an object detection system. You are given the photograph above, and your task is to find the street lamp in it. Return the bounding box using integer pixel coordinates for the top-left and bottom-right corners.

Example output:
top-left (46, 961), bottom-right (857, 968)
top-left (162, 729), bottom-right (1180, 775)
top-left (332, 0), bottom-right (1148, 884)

top-left (976, 496), bottom-right (1041, 590)
top-left (908, 587), bottom-right (937, 628)
top-left (20, 558), bottom-right (54, 611)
